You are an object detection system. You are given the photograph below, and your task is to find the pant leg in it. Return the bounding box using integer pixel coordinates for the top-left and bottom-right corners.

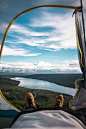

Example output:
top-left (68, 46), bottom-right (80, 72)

top-left (24, 106), bottom-right (36, 110)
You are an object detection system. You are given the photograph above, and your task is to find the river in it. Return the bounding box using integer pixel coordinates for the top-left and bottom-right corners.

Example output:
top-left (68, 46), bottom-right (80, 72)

top-left (11, 77), bottom-right (75, 96)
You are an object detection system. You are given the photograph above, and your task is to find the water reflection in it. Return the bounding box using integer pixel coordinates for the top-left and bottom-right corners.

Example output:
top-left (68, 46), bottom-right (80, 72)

top-left (11, 77), bottom-right (75, 96)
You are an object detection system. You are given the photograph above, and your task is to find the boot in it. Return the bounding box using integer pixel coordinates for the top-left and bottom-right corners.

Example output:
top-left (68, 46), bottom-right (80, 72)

top-left (53, 94), bottom-right (64, 108)
top-left (25, 92), bottom-right (36, 108)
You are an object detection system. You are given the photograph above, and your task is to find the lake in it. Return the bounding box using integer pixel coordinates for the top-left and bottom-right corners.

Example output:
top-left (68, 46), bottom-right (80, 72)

top-left (11, 77), bottom-right (75, 96)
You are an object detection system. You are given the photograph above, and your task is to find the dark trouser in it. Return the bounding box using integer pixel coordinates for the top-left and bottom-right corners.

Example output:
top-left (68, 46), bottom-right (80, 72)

top-left (74, 108), bottom-right (86, 125)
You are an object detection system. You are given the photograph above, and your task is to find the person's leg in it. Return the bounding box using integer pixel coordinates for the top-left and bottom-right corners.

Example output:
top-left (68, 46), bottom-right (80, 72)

top-left (10, 92), bottom-right (36, 127)
top-left (53, 94), bottom-right (86, 125)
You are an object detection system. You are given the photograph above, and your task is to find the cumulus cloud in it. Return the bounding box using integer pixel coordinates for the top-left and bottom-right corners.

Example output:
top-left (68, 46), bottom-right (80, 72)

top-left (0, 60), bottom-right (81, 73)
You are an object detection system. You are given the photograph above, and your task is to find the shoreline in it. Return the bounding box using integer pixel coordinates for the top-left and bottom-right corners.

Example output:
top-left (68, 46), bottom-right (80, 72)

top-left (0, 73), bottom-right (82, 89)
top-left (11, 77), bottom-right (75, 96)
top-left (11, 76), bottom-right (75, 89)
top-left (0, 76), bottom-right (73, 110)
top-left (24, 77), bottom-right (75, 89)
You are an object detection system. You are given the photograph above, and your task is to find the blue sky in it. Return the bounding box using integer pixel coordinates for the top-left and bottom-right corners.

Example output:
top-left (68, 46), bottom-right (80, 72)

top-left (0, 7), bottom-right (81, 73)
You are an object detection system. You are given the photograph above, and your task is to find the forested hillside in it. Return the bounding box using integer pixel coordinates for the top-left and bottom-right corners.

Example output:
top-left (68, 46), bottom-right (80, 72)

top-left (26, 74), bottom-right (82, 88)
top-left (0, 75), bottom-right (73, 110)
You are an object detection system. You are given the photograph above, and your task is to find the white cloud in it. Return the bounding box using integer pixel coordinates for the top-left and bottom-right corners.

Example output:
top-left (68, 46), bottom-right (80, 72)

top-left (2, 46), bottom-right (41, 56)
top-left (0, 60), bottom-right (81, 73)
top-left (63, 59), bottom-right (79, 64)
top-left (10, 24), bottom-right (49, 37)
top-left (5, 9), bottom-right (77, 53)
